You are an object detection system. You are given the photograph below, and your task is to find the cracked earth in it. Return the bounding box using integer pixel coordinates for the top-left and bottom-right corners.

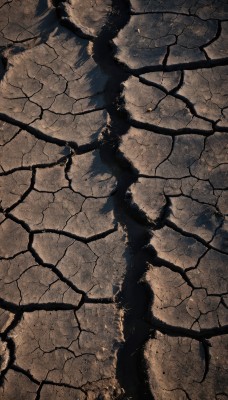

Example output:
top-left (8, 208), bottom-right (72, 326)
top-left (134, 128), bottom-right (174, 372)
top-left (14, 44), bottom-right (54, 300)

top-left (0, 0), bottom-right (227, 399)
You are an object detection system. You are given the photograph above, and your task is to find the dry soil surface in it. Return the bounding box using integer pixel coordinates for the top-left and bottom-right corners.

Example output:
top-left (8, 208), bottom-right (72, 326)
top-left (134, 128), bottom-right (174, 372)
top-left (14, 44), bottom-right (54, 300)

top-left (0, 0), bottom-right (227, 399)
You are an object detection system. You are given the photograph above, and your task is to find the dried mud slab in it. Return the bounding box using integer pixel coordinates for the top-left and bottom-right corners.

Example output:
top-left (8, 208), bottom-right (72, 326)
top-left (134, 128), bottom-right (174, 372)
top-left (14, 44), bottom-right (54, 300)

top-left (144, 333), bottom-right (228, 400)
top-left (58, 0), bottom-right (112, 39)
top-left (0, 218), bottom-right (29, 258)
top-left (40, 384), bottom-right (86, 400)
top-left (0, 120), bottom-right (19, 145)
top-left (0, 0), bottom-right (56, 47)
top-left (205, 21), bottom-right (228, 60)
top-left (119, 127), bottom-right (173, 175)
top-left (130, 0), bottom-right (228, 19)
top-left (69, 149), bottom-right (117, 196)
top-left (10, 149), bottom-right (117, 238)
top-left (187, 250), bottom-right (228, 296)
top-left (150, 225), bottom-right (207, 270)
top-left (178, 67), bottom-right (228, 129)
top-left (168, 196), bottom-right (224, 242)
top-left (39, 385), bottom-right (86, 400)
top-left (146, 263), bottom-right (227, 331)
top-left (0, 369), bottom-right (38, 400)
top-left (0, 27), bottom-right (107, 146)
top-left (114, 13), bottom-right (219, 70)
top-left (120, 128), bottom-right (207, 177)
top-left (0, 124), bottom-right (70, 173)
top-left (190, 131), bottom-right (228, 187)
top-left (0, 170), bottom-right (32, 210)
top-left (141, 70), bottom-right (181, 91)
top-left (9, 305), bottom-right (123, 397)
top-left (32, 228), bottom-right (128, 299)
top-left (11, 187), bottom-right (116, 238)
top-left (122, 76), bottom-right (212, 132)
top-left (0, 251), bottom-right (82, 306)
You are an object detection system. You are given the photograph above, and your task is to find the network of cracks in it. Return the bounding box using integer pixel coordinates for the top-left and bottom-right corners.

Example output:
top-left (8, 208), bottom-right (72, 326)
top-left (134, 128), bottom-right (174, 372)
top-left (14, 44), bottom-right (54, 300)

top-left (0, 0), bottom-right (227, 399)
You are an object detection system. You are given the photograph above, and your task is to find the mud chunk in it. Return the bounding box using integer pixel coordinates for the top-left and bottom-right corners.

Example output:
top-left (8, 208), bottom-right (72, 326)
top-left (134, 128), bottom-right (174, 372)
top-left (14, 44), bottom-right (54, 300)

top-left (122, 76), bottom-right (212, 131)
top-left (0, 218), bottom-right (29, 257)
top-left (114, 14), bottom-right (217, 70)
top-left (144, 333), bottom-right (228, 399)
top-left (0, 370), bottom-right (38, 400)
top-left (58, 0), bottom-right (112, 39)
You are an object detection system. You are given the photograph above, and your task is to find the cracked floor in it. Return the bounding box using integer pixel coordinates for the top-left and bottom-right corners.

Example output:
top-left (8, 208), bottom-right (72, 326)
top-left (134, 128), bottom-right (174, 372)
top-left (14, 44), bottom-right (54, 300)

top-left (0, 0), bottom-right (227, 399)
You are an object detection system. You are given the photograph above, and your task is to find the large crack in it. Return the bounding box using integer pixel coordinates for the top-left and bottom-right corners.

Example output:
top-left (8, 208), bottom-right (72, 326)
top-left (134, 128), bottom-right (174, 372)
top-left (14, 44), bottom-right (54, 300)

top-left (85, 0), bottom-right (155, 398)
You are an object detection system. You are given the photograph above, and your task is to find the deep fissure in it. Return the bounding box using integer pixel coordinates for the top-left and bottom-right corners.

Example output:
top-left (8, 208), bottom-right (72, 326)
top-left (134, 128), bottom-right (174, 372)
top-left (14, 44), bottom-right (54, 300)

top-left (91, 0), bottom-right (154, 398)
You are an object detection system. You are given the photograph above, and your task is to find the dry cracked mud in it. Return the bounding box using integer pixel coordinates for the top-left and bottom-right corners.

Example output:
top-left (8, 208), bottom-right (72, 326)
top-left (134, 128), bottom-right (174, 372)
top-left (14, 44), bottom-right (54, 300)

top-left (0, 0), bottom-right (227, 399)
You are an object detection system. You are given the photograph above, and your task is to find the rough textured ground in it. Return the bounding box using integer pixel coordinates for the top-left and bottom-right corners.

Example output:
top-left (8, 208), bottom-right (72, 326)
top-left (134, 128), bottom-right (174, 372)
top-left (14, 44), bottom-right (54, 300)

top-left (0, 0), bottom-right (227, 399)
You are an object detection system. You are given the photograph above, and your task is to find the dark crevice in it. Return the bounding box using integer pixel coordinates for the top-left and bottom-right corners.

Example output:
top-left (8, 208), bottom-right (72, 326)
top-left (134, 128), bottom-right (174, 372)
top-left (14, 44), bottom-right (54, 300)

top-left (0, 54), bottom-right (8, 80)
top-left (0, 298), bottom-right (83, 313)
top-left (11, 365), bottom-right (40, 385)
top-left (169, 91), bottom-right (214, 124)
top-left (31, 225), bottom-right (118, 243)
top-left (123, 190), bottom-right (171, 230)
top-left (139, 76), bottom-right (168, 93)
top-left (165, 220), bottom-right (228, 255)
top-left (139, 69), bottom-right (184, 94)
top-left (216, 124), bottom-right (228, 132)
top-left (6, 211), bottom-right (118, 244)
top-left (121, 57), bottom-right (228, 75)
top-left (0, 250), bottom-right (28, 262)
top-left (162, 43), bottom-right (171, 67)
top-left (0, 113), bottom-right (99, 153)
top-left (0, 159), bottom-right (69, 176)
top-left (35, 383), bottom-right (43, 400)
top-left (123, 116), bottom-right (213, 136)
top-left (146, 315), bottom-right (228, 339)
top-left (0, 296), bottom-right (115, 312)
top-left (167, 192), bottom-right (223, 213)
top-left (5, 212), bottom-right (31, 233)
top-left (0, 160), bottom-right (69, 177)
top-left (200, 340), bottom-right (211, 383)
top-left (170, 69), bottom-right (184, 94)
top-left (147, 251), bottom-right (195, 289)
top-left (0, 113), bottom-right (72, 147)
top-left (91, 0), bottom-right (154, 398)
top-left (84, 297), bottom-right (115, 304)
